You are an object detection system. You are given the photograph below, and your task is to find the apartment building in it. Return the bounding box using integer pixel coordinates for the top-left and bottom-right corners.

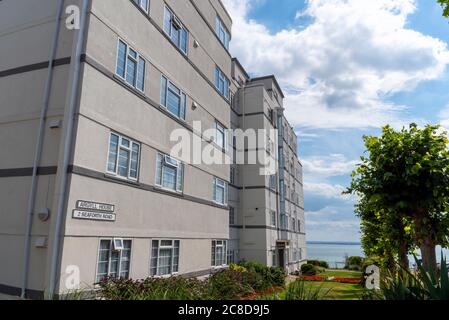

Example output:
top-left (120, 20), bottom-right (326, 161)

top-left (228, 60), bottom-right (307, 274)
top-left (0, 0), bottom-right (305, 298)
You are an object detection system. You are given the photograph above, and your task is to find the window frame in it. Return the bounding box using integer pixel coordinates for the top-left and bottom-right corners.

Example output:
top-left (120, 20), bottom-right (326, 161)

top-left (106, 132), bottom-right (141, 181)
top-left (155, 152), bottom-right (184, 193)
top-left (213, 177), bottom-right (228, 205)
top-left (150, 239), bottom-right (180, 277)
top-left (96, 238), bottom-right (133, 283)
top-left (160, 75), bottom-right (187, 120)
top-left (163, 5), bottom-right (188, 55)
top-left (211, 240), bottom-right (227, 267)
top-left (215, 121), bottom-right (227, 150)
top-left (115, 39), bottom-right (146, 93)
top-left (132, 0), bottom-right (149, 13)
top-left (214, 66), bottom-right (230, 100)
top-left (215, 15), bottom-right (230, 50)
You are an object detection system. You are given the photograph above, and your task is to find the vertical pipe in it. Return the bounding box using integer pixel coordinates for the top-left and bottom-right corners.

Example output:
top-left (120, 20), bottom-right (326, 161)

top-left (21, 0), bottom-right (65, 299)
top-left (47, 0), bottom-right (89, 299)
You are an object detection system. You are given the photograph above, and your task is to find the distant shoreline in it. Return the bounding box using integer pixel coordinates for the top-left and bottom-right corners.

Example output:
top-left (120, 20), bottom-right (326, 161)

top-left (307, 241), bottom-right (361, 246)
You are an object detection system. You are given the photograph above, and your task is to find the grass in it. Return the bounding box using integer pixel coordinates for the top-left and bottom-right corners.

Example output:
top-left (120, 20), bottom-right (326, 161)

top-left (320, 269), bottom-right (363, 278)
top-left (303, 281), bottom-right (364, 300)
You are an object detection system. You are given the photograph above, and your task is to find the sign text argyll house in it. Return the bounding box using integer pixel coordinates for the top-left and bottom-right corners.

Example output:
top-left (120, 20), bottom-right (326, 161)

top-left (72, 200), bottom-right (116, 222)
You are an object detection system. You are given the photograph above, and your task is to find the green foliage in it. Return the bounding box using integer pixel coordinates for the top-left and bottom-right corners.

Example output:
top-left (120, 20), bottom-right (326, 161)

top-left (307, 260), bottom-right (329, 268)
top-left (379, 255), bottom-right (449, 300)
top-left (239, 261), bottom-right (286, 287)
top-left (285, 279), bottom-right (331, 300)
top-left (347, 124), bottom-right (449, 271)
top-left (228, 263), bottom-right (247, 273)
top-left (98, 261), bottom-right (287, 300)
top-left (438, 0), bottom-right (449, 18)
top-left (301, 264), bottom-right (318, 275)
top-left (98, 277), bottom-right (210, 300)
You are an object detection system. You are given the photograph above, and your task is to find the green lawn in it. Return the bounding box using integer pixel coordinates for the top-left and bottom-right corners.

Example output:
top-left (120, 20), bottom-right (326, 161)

top-left (303, 281), bottom-right (364, 300)
top-left (320, 269), bottom-right (363, 278)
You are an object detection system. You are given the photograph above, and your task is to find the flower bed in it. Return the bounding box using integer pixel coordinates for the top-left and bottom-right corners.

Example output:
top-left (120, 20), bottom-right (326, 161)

top-left (300, 275), bottom-right (362, 284)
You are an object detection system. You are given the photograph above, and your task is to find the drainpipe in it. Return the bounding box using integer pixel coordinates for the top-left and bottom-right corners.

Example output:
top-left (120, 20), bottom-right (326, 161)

top-left (21, 0), bottom-right (65, 299)
top-left (47, 0), bottom-right (89, 299)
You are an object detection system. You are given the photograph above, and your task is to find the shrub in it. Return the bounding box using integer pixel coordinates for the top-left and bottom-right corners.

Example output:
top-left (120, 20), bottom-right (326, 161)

top-left (239, 261), bottom-right (286, 288)
top-left (307, 260), bottom-right (329, 268)
top-left (346, 256), bottom-right (364, 269)
top-left (208, 270), bottom-right (254, 300)
top-left (301, 264), bottom-right (318, 276)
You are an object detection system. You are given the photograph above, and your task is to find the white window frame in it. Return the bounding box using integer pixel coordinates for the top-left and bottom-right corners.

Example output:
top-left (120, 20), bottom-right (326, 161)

top-left (215, 66), bottom-right (230, 100)
top-left (215, 121), bottom-right (226, 150)
top-left (160, 75), bottom-right (187, 120)
top-left (211, 240), bottom-right (227, 267)
top-left (132, 0), bottom-right (149, 12)
top-left (106, 132), bottom-right (140, 181)
top-left (155, 153), bottom-right (184, 193)
top-left (271, 210), bottom-right (276, 227)
top-left (150, 239), bottom-right (180, 277)
top-left (115, 39), bottom-right (146, 93)
top-left (213, 177), bottom-right (228, 205)
top-left (96, 238), bottom-right (132, 283)
top-left (215, 15), bottom-right (230, 50)
top-left (163, 5), bottom-right (188, 55)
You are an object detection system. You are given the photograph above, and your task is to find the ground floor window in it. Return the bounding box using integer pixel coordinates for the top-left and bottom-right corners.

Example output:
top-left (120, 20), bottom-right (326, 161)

top-left (150, 240), bottom-right (180, 276)
top-left (211, 240), bottom-right (227, 266)
top-left (227, 249), bottom-right (238, 264)
top-left (96, 239), bottom-right (132, 282)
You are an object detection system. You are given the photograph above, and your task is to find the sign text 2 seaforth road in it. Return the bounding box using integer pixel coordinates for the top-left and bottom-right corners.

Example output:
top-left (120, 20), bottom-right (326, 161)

top-left (72, 200), bottom-right (116, 222)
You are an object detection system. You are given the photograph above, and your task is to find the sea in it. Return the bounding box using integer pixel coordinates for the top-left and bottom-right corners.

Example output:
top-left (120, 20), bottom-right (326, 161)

top-left (307, 241), bottom-right (449, 269)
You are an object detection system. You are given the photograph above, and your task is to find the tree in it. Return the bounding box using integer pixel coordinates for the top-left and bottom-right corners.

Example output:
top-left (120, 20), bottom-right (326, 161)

top-left (347, 124), bottom-right (449, 273)
top-left (355, 195), bottom-right (412, 271)
top-left (438, 0), bottom-right (449, 18)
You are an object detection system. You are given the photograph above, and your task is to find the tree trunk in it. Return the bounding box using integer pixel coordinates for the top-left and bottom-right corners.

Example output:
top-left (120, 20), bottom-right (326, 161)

top-left (398, 236), bottom-right (409, 271)
top-left (420, 239), bottom-right (437, 275)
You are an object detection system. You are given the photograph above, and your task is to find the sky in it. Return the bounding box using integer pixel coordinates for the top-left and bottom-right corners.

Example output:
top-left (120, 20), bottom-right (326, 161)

top-left (222, 0), bottom-right (449, 242)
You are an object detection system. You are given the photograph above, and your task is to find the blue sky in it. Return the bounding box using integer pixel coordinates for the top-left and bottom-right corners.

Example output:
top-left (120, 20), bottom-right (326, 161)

top-left (223, 0), bottom-right (449, 242)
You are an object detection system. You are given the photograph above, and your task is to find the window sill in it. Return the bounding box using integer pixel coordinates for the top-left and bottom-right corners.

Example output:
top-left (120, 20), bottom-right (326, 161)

top-left (104, 173), bottom-right (140, 186)
top-left (154, 185), bottom-right (184, 196)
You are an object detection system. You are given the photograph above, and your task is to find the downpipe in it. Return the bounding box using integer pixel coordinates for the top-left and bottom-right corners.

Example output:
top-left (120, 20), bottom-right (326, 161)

top-left (47, 0), bottom-right (89, 299)
top-left (21, 0), bottom-right (65, 299)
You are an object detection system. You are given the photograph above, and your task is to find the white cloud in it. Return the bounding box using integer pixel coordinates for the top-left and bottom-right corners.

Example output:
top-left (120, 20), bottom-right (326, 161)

top-left (223, 0), bottom-right (449, 129)
top-left (302, 154), bottom-right (358, 177)
top-left (304, 182), bottom-right (349, 199)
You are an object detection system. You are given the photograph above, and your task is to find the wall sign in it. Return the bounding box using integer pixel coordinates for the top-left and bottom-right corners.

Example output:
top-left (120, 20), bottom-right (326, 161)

top-left (76, 200), bottom-right (115, 212)
top-left (72, 210), bottom-right (116, 222)
top-left (72, 200), bottom-right (116, 222)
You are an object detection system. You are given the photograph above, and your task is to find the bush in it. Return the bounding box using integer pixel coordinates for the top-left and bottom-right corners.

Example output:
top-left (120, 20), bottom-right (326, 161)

top-left (98, 277), bottom-right (210, 300)
top-left (98, 261), bottom-right (287, 300)
top-left (307, 260), bottom-right (329, 269)
top-left (301, 264), bottom-right (318, 276)
top-left (239, 261), bottom-right (286, 288)
top-left (346, 256), bottom-right (364, 269)
top-left (285, 279), bottom-right (331, 300)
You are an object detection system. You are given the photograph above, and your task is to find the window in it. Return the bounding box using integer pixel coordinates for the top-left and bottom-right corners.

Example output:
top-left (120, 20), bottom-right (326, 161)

top-left (160, 76), bottom-right (186, 120)
top-left (215, 15), bottom-right (230, 50)
top-left (116, 40), bottom-right (145, 92)
top-left (215, 121), bottom-right (226, 149)
top-left (155, 153), bottom-right (184, 192)
top-left (280, 214), bottom-right (287, 229)
top-left (280, 183), bottom-right (285, 201)
top-left (132, 0), bottom-right (149, 12)
top-left (271, 210), bottom-right (276, 226)
top-left (213, 177), bottom-right (228, 205)
top-left (292, 218), bottom-right (296, 231)
top-left (298, 220), bottom-right (301, 233)
top-left (150, 240), bottom-right (180, 276)
top-left (230, 166), bottom-right (236, 185)
top-left (107, 133), bottom-right (140, 180)
top-left (96, 239), bottom-right (132, 282)
top-left (227, 249), bottom-right (237, 264)
top-left (163, 6), bottom-right (188, 54)
top-left (215, 67), bottom-right (230, 100)
top-left (229, 207), bottom-right (236, 225)
top-left (269, 175), bottom-right (277, 191)
top-left (211, 240), bottom-right (227, 266)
